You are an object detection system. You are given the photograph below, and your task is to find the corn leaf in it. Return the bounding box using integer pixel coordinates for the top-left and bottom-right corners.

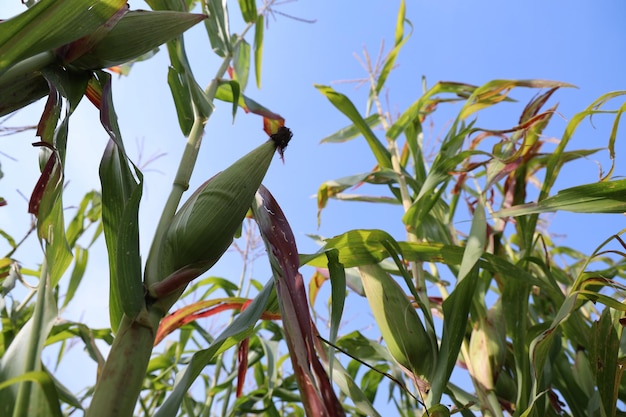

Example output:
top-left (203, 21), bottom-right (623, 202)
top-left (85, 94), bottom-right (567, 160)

top-left (93, 71), bottom-right (144, 330)
top-left (315, 85), bottom-right (392, 169)
top-left (204, 0), bottom-right (231, 57)
top-left (430, 202), bottom-right (485, 404)
top-left (495, 179), bottom-right (626, 217)
top-left (70, 10), bottom-right (206, 69)
top-left (0, 371), bottom-right (61, 417)
top-left (0, 0), bottom-right (127, 75)
top-left (153, 280), bottom-right (276, 417)
top-left (253, 185), bottom-right (345, 417)
top-left (254, 14), bottom-right (264, 88)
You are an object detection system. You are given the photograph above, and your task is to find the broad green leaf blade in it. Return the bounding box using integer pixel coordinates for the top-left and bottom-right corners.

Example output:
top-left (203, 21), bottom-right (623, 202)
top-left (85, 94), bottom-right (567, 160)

top-left (301, 229), bottom-right (555, 296)
top-left (0, 268), bottom-right (57, 417)
top-left (0, 70), bottom-right (48, 117)
top-left (70, 10), bottom-right (207, 69)
top-left (0, 371), bottom-right (62, 417)
top-left (495, 179), bottom-right (626, 217)
top-left (237, 0), bottom-right (257, 23)
top-left (233, 38), bottom-right (250, 92)
top-left (167, 66), bottom-right (194, 135)
top-left (94, 71), bottom-right (145, 329)
top-left (254, 14), bottom-right (264, 88)
top-left (0, 0), bottom-right (127, 75)
top-left (164, 35), bottom-right (213, 130)
top-left (204, 0), bottom-right (231, 57)
top-left (430, 268), bottom-right (479, 405)
top-left (315, 85), bottom-right (392, 169)
top-left (457, 201), bottom-right (486, 282)
top-left (154, 280), bottom-right (275, 417)
top-left (326, 250), bottom-right (345, 377)
top-left (589, 308), bottom-right (623, 417)
top-left (99, 139), bottom-right (144, 328)
top-left (320, 114), bottom-right (381, 144)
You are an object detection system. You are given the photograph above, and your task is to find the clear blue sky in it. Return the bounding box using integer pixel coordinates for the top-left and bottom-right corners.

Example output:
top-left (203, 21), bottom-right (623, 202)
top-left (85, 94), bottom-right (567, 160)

top-left (1, 0), bottom-right (626, 407)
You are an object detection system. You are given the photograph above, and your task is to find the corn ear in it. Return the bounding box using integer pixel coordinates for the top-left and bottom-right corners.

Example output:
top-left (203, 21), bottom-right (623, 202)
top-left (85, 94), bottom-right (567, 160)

top-left (68, 10), bottom-right (206, 69)
top-left (149, 138), bottom-right (282, 303)
top-left (358, 263), bottom-right (434, 380)
top-left (468, 299), bottom-right (506, 391)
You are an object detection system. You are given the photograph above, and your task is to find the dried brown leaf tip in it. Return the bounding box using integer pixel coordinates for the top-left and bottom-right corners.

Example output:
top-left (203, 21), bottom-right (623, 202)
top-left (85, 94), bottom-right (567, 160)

top-left (270, 126), bottom-right (292, 161)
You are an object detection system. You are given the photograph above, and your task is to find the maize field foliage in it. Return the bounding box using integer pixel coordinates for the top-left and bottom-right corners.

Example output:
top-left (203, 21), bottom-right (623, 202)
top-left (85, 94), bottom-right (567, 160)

top-left (1, 0), bottom-right (626, 416)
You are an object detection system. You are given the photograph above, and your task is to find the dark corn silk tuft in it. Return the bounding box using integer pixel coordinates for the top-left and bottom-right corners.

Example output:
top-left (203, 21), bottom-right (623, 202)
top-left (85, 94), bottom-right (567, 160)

top-left (270, 126), bottom-right (293, 161)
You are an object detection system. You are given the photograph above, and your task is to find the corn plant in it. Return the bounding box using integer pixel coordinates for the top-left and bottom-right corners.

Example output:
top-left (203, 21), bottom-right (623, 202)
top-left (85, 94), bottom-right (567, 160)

top-left (301, 1), bottom-right (626, 416)
top-left (0, 1), bottom-right (345, 416)
top-left (2, 1), bottom-right (626, 417)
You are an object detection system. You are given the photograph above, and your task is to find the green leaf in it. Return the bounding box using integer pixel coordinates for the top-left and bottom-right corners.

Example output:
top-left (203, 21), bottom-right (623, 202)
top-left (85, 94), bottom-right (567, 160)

top-left (62, 246), bottom-right (88, 309)
top-left (233, 38), bottom-right (250, 92)
top-left (589, 308), bottom-right (623, 417)
top-left (369, 0), bottom-right (411, 114)
top-left (326, 250), bottom-right (345, 377)
top-left (0, 70), bottom-right (48, 117)
top-left (495, 179), bottom-right (626, 217)
top-left (457, 201), bottom-right (486, 282)
top-left (0, 0), bottom-right (127, 75)
top-left (94, 71), bottom-right (144, 329)
top-left (315, 85), bottom-right (392, 169)
top-left (459, 79), bottom-right (574, 120)
top-left (237, 0), bottom-right (257, 23)
top-left (0, 371), bottom-right (62, 417)
top-left (254, 14), bottom-right (264, 89)
top-left (320, 114), bottom-right (381, 144)
top-left (204, 0), bottom-right (231, 57)
top-left (167, 66), bottom-right (194, 135)
top-left (154, 280), bottom-right (275, 417)
top-left (0, 267), bottom-right (57, 417)
top-left (70, 10), bottom-right (207, 69)
top-left (386, 81), bottom-right (478, 141)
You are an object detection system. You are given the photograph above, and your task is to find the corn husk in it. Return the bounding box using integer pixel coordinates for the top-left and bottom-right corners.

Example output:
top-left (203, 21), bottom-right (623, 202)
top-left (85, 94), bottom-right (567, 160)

top-left (150, 139), bottom-right (278, 300)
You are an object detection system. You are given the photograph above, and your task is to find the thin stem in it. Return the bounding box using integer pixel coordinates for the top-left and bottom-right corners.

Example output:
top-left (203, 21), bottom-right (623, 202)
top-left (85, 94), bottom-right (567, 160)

top-left (145, 21), bottom-right (255, 289)
top-left (365, 54), bottom-right (428, 304)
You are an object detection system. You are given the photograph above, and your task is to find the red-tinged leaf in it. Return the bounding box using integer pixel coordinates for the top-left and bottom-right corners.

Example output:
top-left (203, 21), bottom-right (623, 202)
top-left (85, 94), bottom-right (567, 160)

top-left (154, 298), bottom-right (281, 345)
top-left (28, 142), bottom-right (58, 216)
top-left (36, 85), bottom-right (61, 143)
top-left (152, 281), bottom-right (278, 417)
top-left (308, 269), bottom-right (328, 309)
top-left (263, 116), bottom-right (285, 136)
top-left (252, 185), bottom-right (346, 417)
top-left (85, 78), bottom-right (103, 109)
top-left (237, 337), bottom-right (249, 397)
